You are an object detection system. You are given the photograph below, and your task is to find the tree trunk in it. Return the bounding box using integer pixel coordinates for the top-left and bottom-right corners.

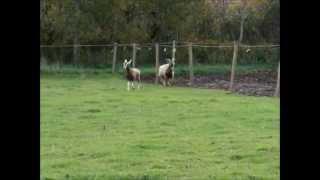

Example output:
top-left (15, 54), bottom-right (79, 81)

top-left (239, 15), bottom-right (245, 43)
top-left (229, 7), bottom-right (246, 91)
top-left (40, 0), bottom-right (45, 21)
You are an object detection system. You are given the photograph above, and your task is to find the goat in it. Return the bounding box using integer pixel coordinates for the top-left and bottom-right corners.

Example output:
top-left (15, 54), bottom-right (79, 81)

top-left (158, 58), bottom-right (175, 87)
top-left (123, 59), bottom-right (141, 91)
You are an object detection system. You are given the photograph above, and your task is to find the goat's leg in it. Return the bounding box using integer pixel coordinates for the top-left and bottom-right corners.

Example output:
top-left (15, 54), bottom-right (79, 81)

top-left (165, 77), bottom-right (169, 87)
top-left (127, 81), bottom-right (130, 91)
top-left (159, 76), bottom-right (164, 87)
top-left (167, 81), bottom-right (171, 86)
top-left (137, 75), bottom-right (141, 90)
top-left (136, 81), bottom-right (139, 90)
top-left (131, 82), bottom-right (135, 89)
top-left (135, 80), bottom-right (140, 90)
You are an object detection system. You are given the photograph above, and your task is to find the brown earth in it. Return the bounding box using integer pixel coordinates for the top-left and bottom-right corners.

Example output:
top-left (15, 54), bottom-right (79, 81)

top-left (141, 70), bottom-right (278, 97)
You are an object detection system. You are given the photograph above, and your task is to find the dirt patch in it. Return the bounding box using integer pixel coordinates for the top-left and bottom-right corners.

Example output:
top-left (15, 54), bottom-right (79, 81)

top-left (141, 70), bottom-right (277, 97)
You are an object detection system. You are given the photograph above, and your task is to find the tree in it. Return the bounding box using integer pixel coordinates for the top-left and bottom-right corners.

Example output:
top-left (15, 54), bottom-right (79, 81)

top-left (40, 0), bottom-right (279, 44)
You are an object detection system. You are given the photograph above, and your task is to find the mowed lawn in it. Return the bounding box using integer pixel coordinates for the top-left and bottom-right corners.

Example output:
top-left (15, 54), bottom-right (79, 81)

top-left (41, 73), bottom-right (279, 180)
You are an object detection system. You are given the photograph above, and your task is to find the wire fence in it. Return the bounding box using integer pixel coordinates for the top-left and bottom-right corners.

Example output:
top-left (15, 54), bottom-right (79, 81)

top-left (40, 42), bottom-right (279, 48)
top-left (40, 41), bottom-right (280, 96)
top-left (40, 41), bottom-right (279, 66)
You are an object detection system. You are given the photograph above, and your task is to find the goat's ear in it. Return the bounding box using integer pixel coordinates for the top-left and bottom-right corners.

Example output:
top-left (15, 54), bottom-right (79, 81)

top-left (124, 59), bottom-right (127, 63)
top-left (127, 59), bottom-right (132, 64)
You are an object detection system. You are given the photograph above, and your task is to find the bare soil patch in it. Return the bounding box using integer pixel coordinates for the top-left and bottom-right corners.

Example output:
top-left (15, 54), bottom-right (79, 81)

top-left (141, 70), bottom-right (277, 97)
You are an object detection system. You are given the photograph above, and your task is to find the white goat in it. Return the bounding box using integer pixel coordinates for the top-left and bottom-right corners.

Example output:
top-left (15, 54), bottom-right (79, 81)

top-left (158, 58), bottom-right (175, 87)
top-left (123, 59), bottom-right (141, 91)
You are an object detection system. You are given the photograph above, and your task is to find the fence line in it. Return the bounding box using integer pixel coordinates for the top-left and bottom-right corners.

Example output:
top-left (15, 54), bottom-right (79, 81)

top-left (41, 40), bottom-right (280, 97)
top-left (239, 45), bottom-right (280, 48)
top-left (40, 44), bottom-right (280, 48)
top-left (40, 42), bottom-right (280, 49)
top-left (40, 44), bottom-right (114, 48)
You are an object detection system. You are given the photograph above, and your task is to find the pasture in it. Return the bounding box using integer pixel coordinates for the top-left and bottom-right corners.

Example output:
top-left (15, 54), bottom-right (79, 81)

top-left (41, 73), bottom-right (279, 180)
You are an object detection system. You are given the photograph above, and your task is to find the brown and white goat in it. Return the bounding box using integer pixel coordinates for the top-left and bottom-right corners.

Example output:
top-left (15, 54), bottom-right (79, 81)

top-left (123, 59), bottom-right (141, 91)
top-left (158, 58), bottom-right (175, 87)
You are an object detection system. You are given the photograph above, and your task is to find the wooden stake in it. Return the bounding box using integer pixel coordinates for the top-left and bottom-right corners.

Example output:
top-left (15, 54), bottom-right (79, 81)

top-left (229, 41), bottom-right (239, 90)
top-left (172, 40), bottom-right (176, 60)
top-left (155, 43), bottom-right (159, 84)
top-left (132, 43), bottom-right (136, 67)
top-left (274, 62), bottom-right (280, 97)
top-left (172, 40), bottom-right (176, 80)
top-left (73, 39), bottom-right (79, 65)
top-left (188, 43), bottom-right (194, 85)
top-left (112, 42), bottom-right (118, 73)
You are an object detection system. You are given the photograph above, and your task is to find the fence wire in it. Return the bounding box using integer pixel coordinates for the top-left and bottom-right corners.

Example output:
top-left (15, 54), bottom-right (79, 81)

top-left (40, 41), bottom-right (280, 96)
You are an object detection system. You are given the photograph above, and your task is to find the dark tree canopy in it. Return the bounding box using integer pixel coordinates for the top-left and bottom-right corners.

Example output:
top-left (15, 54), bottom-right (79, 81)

top-left (40, 0), bottom-right (280, 45)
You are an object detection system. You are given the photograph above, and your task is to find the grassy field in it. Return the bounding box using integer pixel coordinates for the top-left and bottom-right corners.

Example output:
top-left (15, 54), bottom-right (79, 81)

top-left (41, 73), bottom-right (279, 180)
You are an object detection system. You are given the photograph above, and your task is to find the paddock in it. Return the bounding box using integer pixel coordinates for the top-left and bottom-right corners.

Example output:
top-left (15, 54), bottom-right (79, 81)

top-left (40, 73), bottom-right (279, 179)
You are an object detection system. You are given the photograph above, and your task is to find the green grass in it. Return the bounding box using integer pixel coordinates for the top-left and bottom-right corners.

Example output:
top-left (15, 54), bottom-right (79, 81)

top-left (41, 73), bottom-right (279, 180)
top-left (40, 63), bottom-right (277, 76)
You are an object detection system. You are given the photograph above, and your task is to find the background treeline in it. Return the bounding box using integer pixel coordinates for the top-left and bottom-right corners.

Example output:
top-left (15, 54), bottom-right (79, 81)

top-left (40, 0), bottom-right (279, 66)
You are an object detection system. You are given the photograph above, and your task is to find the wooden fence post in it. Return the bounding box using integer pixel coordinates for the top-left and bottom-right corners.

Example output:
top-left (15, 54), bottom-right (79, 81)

top-left (60, 47), bottom-right (64, 67)
top-left (274, 62), bottom-right (280, 97)
top-left (73, 42), bottom-right (80, 65)
top-left (132, 43), bottom-right (136, 67)
top-left (58, 47), bottom-right (62, 70)
top-left (172, 40), bottom-right (176, 80)
top-left (155, 43), bottom-right (160, 84)
top-left (229, 40), bottom-right (239, 90)
top-left (112, 42), bottom-right (118, 73)
top-left (87, 47), bottom-right (92, 65)
top-left (188, 42), bottom-right (194, 85)
top-left (172, 40), bottom-right (176, 60)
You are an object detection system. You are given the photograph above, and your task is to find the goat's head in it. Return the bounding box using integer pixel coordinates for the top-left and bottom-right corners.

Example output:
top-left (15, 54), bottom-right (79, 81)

top-left (166, 58), bottom-right (175, 67)
top-left (123, 59), bottom-right (132, 69)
